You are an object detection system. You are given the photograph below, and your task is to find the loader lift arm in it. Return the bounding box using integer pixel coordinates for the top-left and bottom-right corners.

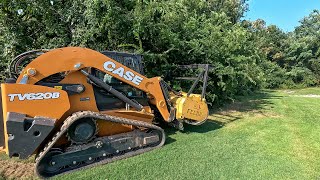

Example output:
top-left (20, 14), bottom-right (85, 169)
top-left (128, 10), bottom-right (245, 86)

top-left (16, 47), bottom-right (173, 121)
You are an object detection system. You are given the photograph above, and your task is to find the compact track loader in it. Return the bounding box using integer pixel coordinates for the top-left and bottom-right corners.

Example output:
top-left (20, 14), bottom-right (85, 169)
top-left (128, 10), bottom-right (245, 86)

top-left (0, 47), bottom-right (209, 178)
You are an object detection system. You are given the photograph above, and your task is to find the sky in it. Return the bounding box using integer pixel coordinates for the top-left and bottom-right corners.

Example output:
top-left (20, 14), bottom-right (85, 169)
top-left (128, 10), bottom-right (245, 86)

top-left (245, 0), bottom-right (320, 32)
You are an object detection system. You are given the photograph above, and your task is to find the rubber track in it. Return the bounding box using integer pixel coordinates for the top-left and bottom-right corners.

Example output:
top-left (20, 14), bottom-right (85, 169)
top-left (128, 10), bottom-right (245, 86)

top-left (34, 111), bottom-right (166, 179)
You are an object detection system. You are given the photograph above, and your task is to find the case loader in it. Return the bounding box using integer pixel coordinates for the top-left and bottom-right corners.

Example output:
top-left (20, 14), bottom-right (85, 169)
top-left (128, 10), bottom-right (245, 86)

top-left (0, 47), bottom-right (209, 178)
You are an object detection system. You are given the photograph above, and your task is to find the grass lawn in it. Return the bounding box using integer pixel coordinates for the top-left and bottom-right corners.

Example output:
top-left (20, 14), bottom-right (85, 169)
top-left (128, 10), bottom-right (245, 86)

top-left (2, 88), bottom-right (320, 179)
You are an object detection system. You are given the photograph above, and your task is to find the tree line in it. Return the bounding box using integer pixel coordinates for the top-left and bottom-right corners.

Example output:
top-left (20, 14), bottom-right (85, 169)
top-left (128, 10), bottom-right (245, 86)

top-left (0, 0), bottom-right (319, 104)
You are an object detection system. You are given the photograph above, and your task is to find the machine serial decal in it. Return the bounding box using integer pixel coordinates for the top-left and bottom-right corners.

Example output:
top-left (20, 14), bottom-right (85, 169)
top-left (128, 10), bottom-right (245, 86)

top-left (8, 92), bottom-right (60, 102)
top-left (103, 61), bottom-right (144, 85)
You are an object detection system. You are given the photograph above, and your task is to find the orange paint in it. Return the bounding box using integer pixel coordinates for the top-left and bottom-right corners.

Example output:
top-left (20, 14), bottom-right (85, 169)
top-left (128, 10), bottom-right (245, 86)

top-left (1, 84), bottom-right (70, 153)
top-left (16, 47), bottom-right (171, 121)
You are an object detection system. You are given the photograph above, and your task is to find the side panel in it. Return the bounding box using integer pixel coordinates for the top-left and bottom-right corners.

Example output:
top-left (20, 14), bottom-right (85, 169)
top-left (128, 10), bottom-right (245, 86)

top-left (1, 84), bottom-right (70, 154)
top-left (0, 87), bottom-right (4, 150)
top-left (1, 84), bottom-right (70, 119)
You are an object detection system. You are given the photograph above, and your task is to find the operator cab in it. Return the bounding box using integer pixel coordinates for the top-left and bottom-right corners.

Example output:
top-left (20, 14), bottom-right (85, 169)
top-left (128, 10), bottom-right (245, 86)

top-left (91, 51), bottom-right (148, 111)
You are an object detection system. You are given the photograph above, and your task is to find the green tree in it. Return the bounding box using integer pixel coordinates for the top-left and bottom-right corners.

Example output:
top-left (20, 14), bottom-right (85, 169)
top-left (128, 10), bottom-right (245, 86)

top-left (4, 1), bottom-right (319, 104)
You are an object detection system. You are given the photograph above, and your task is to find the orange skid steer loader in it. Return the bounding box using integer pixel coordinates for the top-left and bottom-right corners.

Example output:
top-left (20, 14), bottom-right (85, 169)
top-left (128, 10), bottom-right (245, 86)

top-left (0, 47), bottom-right (209, 178)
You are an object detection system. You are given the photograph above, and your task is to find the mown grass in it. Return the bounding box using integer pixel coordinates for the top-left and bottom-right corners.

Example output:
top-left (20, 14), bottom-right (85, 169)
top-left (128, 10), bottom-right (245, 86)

top-left (53, 88), bottom-right (320, 180)
top-left (2, 88), bottom-right (320, 179)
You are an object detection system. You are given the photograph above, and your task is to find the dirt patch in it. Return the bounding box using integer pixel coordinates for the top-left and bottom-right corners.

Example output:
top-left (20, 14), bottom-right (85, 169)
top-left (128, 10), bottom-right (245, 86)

top-left (283, 90), bottom-right (295, 94)
top-left (291, 94), bottom-right (320, 98)
top-left (0, 160), bottom-right (35, 180)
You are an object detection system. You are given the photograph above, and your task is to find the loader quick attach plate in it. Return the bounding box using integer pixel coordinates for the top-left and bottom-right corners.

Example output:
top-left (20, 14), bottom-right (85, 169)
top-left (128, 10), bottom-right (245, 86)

top-left (6, 112), bottom-right (55, 159)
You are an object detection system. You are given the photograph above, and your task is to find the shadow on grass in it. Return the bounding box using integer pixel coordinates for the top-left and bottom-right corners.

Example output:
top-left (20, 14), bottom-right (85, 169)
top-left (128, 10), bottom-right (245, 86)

top-left (163, 120), bottom-right (224, 144)
top-left (211, 90), bottom-right (281, 114)
top-left (163, 90), bottom-right (282, 145)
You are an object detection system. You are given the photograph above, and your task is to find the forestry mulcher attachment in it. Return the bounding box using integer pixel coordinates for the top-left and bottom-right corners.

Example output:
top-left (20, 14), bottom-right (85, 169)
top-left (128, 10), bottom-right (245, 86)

top-left (0, 47), bottom-right (209, 178)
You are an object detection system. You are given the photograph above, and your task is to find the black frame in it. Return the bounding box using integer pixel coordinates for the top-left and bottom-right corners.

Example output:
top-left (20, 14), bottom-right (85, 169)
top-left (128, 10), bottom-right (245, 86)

top-left (175, 64), bottom-right (211, 100)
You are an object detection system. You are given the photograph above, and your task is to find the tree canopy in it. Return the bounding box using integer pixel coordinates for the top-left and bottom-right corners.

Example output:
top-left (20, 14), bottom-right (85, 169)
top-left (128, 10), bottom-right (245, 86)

top-left (0, 0), bottom-right (319, 104)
